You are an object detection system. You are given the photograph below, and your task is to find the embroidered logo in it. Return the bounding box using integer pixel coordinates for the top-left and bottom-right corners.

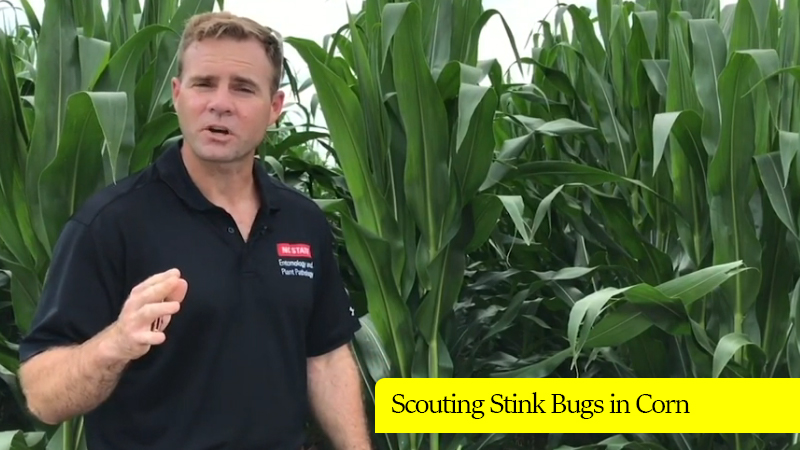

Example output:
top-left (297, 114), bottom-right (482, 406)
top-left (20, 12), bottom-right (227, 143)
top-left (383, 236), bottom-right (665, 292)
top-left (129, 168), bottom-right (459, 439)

top-left (277, 243), bottom-right (314, 279)
top-left (277, 243), bottom-right (312, 258)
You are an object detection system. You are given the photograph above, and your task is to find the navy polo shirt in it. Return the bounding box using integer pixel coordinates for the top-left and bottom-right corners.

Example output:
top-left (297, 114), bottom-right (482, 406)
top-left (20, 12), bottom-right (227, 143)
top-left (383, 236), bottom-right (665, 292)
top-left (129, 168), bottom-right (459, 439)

top-left (19, 140), bottom-right (361, 449)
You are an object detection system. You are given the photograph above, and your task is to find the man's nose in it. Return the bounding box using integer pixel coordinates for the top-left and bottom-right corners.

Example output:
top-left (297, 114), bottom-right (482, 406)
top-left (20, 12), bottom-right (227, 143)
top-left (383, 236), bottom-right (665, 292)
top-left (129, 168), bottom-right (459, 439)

top-left (208, 88), bottom-right (233, 115)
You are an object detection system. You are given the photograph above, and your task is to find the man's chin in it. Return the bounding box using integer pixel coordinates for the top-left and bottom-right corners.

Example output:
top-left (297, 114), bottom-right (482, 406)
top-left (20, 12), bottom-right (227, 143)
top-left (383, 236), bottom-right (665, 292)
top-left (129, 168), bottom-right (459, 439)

top-left (191, 145), bottom-right (252, 164)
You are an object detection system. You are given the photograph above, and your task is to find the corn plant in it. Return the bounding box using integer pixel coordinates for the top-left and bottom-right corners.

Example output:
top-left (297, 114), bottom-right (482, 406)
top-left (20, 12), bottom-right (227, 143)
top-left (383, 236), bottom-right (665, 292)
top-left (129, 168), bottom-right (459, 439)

top-left (286, 0), bottom-right (766, 449)
top-left (504, 0), bottom-right (800, 377)
top-left (286, 0), bottom-right (540, 447)
top-left (471, 0), bottom-right (800, 448)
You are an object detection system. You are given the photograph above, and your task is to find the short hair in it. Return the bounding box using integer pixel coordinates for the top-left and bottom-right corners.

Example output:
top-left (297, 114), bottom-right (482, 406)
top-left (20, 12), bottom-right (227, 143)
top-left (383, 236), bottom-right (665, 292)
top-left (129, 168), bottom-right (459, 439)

top-left (177, 11), bottom-right (284, 94)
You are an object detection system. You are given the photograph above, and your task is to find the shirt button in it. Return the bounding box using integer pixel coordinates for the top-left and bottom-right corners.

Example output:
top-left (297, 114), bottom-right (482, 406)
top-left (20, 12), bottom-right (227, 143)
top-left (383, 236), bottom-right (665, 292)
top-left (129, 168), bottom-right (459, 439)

top-left (227, 227), bottom-right (235, 234)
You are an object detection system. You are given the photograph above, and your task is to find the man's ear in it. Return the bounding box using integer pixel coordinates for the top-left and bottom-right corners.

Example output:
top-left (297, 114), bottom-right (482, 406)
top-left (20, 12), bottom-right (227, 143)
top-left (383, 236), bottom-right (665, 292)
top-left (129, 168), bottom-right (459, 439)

top-left (270, 90), bottom-right (285, 126)
top-left (171, 77), bottom-right (181, 105)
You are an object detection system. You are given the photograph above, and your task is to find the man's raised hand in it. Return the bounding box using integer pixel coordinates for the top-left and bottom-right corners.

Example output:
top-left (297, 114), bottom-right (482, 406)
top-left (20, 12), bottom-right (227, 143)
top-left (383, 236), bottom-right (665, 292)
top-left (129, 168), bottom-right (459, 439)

top-left (107, 268), bottom-right (188, 361)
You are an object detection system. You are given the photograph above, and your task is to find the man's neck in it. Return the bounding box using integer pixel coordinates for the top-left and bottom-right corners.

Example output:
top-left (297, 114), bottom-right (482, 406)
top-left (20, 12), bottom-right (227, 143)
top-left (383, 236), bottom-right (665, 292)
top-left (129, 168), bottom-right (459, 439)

top-left (180, 144), bottom-right (259, 210)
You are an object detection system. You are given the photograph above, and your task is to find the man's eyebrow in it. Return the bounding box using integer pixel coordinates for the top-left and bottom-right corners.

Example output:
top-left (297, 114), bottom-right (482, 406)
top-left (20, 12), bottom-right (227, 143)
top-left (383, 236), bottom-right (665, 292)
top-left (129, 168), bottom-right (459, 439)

top-left (188, 75), bottom-right (215, 83)
top-left (231, 75), bottom-right (259, 89)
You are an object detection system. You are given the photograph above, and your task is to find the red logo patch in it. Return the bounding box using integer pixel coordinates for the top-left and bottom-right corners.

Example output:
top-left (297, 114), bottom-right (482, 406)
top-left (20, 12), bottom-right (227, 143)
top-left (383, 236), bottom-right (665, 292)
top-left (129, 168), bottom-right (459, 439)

top-left (277, 243), bottom-right (313, 258)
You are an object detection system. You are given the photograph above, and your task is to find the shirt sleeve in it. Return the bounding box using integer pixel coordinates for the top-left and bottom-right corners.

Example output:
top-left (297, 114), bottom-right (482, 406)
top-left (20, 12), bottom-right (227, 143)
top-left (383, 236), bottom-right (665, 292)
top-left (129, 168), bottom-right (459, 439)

top-left (305, 216), bottom-right (361, 357)
top-left (18, 218), bottom-right (124, 363)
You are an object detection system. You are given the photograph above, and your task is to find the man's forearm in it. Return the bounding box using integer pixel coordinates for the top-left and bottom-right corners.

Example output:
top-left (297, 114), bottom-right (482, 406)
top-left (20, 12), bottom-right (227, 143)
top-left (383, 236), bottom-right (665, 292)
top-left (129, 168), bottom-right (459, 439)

top-left (19, 325), bottom-right (129, 425)
top-left (308, 344), bottom-right (371, 450)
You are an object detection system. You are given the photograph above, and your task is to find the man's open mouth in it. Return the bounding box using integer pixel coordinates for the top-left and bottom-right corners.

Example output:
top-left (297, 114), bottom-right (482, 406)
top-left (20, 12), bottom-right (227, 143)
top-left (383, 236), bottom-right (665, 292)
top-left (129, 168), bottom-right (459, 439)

top-left (206, 125), bottom-right (231, 135)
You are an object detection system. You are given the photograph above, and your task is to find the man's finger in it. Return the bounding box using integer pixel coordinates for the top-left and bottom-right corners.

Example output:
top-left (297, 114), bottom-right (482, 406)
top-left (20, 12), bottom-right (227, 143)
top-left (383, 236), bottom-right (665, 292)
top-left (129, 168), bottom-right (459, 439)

top-left (164, 278), bottom-right (188, 303)
top-left (132, 330), bottom-right (168, 346)
top-left (137, 300), bottom-right (181, 326)
top-left (130, 269), bottom-right (181, 296)
top-left (130, 277), bottom-right (183, 309)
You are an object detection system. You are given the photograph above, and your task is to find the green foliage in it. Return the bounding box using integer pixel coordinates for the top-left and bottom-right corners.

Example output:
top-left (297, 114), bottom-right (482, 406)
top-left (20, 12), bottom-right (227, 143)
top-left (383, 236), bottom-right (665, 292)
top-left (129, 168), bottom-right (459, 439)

top-left (295, 0), bottom-right (800, 449)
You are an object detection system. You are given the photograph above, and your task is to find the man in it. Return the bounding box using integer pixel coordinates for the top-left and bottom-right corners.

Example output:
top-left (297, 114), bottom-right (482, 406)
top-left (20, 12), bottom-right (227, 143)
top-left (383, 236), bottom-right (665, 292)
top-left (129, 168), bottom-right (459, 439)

top-left (17, 11), bottom-right (371, 450)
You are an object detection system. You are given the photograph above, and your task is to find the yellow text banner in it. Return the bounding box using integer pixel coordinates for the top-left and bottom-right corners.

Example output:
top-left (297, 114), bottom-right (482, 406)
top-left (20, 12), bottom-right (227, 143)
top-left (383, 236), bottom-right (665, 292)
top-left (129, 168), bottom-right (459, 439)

top-left (375, 378), bottom-right (800, 433)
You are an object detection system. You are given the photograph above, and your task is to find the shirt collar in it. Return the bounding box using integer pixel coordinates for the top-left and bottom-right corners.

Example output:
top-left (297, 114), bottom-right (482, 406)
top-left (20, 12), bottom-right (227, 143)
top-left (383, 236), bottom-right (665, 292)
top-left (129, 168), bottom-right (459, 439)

top-left (155, 138), bottom-right (281, 213)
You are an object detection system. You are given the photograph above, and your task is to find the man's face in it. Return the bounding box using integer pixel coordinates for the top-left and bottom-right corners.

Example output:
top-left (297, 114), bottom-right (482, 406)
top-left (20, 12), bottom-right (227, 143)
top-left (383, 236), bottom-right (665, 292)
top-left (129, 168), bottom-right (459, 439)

top-left (171, 37), bottom-right (284, 164)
